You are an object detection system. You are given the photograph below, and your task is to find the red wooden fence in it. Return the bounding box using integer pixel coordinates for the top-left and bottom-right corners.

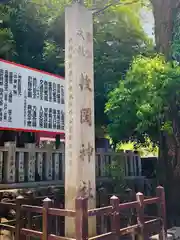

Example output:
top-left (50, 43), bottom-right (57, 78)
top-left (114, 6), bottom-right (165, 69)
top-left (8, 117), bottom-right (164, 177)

top-left (0, 186), bottom-right (166, 240)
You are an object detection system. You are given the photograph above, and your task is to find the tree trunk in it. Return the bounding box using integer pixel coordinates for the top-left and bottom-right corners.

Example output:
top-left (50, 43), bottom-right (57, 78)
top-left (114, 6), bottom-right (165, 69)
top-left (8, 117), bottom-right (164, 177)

top-left (150, 0), bottom-right (178, 59)
top-left (151, 0), bottom-right (180, 225)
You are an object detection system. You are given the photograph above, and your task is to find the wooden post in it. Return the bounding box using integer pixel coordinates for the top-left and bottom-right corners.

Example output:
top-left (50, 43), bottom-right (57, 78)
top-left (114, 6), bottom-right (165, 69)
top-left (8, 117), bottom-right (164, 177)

top-left (75, 197), bottom-right (88, 240)
top-left (42, 197), bottom-right (52, 240)
top-left (99, 188), bottom-right (107, 233)
top-left (15, 195), bottom-right (24, 240)
top-left (65, 2), bottom-right (96, 237)
top-left (110, 196), bottom-right (120, 240)
top-left (136, 192), bottom-right (144, 240)
top-left (26, 192), bottom-right (33, 240)
top-left (156, 186), bottom-right (166, 240)
top-left (4, 142), bottom-right (16, 183)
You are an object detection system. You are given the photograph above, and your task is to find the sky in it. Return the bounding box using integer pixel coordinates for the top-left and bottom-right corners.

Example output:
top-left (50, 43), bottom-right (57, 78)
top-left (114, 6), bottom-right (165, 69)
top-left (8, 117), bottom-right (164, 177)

top-left (140, 8), bottom-right (154, 41)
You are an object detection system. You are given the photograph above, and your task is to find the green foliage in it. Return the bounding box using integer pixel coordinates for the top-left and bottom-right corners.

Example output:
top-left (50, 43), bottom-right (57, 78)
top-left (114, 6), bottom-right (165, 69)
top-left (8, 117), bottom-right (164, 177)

top-left (171, 8), bottom-right (180, 61)
top-left (0, 0), bottom-right (65, 75)
top-left (94, 3), bottom-right (153, 129)
top-left (117, 138), bottom-right (158, 157)
top-left (106, 55), bottom-right (180, 145)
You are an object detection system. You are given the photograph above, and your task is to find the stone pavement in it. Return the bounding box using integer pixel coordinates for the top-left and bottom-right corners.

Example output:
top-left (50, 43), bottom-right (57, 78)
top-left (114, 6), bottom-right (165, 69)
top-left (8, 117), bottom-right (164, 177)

top-left (150, 227), bottom-right (180, 240)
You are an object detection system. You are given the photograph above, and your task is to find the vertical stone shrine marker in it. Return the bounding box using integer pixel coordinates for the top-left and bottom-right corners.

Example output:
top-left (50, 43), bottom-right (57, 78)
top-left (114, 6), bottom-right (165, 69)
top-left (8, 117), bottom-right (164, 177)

top-left (65, 2), bottom-right (96, 237)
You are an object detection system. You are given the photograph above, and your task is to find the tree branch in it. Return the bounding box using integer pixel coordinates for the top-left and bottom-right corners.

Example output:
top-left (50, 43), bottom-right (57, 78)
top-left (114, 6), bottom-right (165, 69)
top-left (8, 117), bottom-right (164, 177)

top-left (93, 0), bottom-right (140, 15)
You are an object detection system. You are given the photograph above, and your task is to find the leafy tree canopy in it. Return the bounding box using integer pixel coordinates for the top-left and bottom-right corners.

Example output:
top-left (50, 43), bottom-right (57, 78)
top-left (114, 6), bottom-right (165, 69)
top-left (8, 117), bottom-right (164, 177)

top-left (106, 55), bottom-right (180, 146)
top-left (94, 3), bottom-right (153, 129)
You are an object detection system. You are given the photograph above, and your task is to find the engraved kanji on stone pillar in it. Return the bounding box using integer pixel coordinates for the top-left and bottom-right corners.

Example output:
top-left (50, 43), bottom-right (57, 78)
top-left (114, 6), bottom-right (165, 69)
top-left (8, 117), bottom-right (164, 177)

top-left (65, 2), bottom-right (96, 237)
top-left (80, 108), bottom-right (92, 126)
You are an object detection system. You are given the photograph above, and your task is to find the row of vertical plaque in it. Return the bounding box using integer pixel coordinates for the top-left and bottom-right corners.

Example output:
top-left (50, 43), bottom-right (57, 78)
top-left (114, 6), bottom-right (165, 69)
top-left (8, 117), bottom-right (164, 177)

top-left (0, 142), bottom-right (65, 183)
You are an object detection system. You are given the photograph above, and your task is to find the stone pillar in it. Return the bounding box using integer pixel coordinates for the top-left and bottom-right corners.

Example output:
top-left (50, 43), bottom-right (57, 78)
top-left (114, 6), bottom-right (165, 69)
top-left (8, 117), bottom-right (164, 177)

top-left (25, 143), bottom-right (36, 182)
top-left (138, 155), bottom-right (142, 176)
top-left (45, 151), bottom-right (53, 180)
top-left (124, 151), bottom-right (128, 176)
top-left (129, 151), bottom-right (134, 176)
top-left (18, 152), bottom-right (25, 182)
top-left (97, 148), bottom-right (105, 176)
top-left (133, 155), bottom-right (137, 176)
top-left (65, 2), bottom-right (96, 237)
top-left (54, 153), bottom-right (60, 180)
top-left (43, 142), bottom-right (53, 181)
top-left (37, 152), bottom-right (43, 180)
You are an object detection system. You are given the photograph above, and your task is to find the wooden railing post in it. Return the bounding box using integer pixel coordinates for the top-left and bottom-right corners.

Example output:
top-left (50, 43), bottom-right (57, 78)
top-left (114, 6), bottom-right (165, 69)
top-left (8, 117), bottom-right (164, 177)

top-left (15, 195), bottom-right (24, 240)
top-left (42, 197), bottom-right (52, 240)
top-left (136, 192), bottom-right (144, 240)
top-left (110, 195), bottom-right (120, 240)
top-left (26, 192), bottom-right (33, 240)
top-left (156, 186), bottom-right (166, 240)
top-left (75, 197), bottom-right (88, 240)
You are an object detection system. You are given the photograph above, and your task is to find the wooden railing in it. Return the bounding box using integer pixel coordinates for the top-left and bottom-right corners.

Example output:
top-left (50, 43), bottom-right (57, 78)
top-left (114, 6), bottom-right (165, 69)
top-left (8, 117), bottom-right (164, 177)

top-left (0, 142), bottom-right (142, 187)
top-left (0, 186), bottom-right (166, 240)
